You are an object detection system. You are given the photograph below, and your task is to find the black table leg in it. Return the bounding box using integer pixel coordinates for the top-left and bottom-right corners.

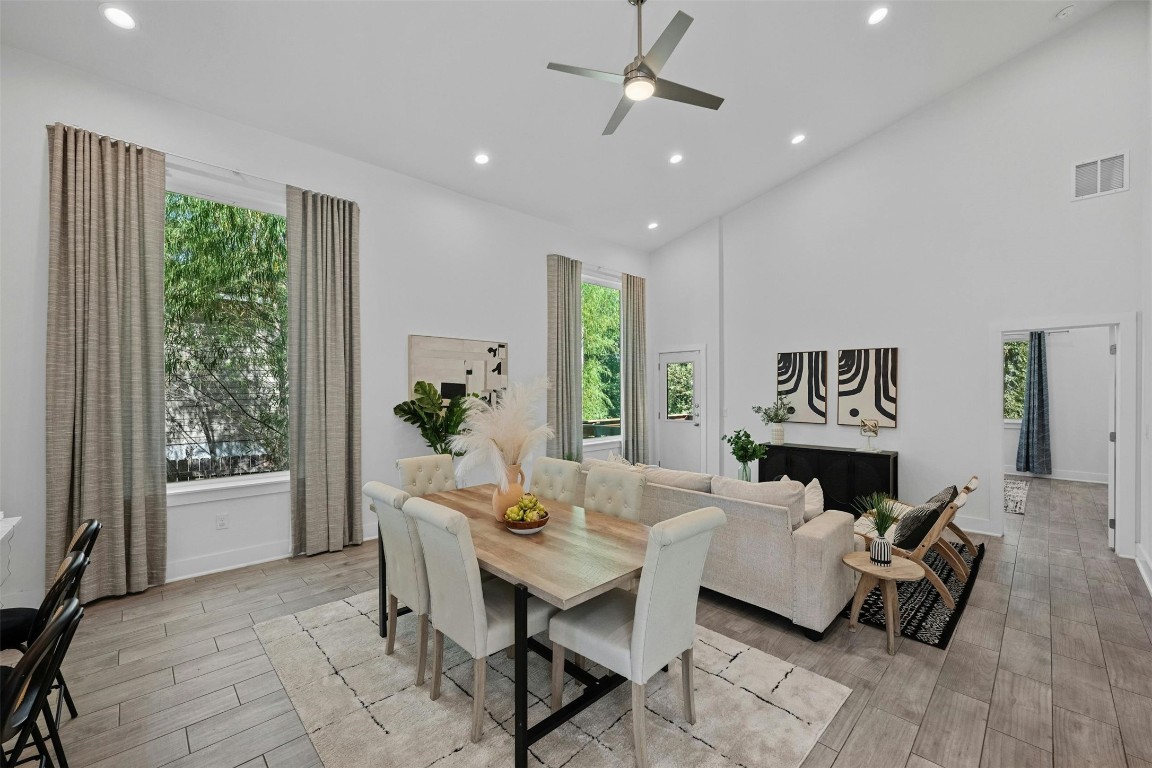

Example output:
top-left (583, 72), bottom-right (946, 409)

top-left (378, 524), bottom-right (387, 638)
top-left (515, 583), bottom-right (529, 768)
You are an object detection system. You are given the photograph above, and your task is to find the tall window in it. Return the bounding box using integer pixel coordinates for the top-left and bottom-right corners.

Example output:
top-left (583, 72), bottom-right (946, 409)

top-left (164, 193), bottom-right (289, 481)
top-left (582, 281), bottom-right (621, 439)
top-left (1003, 338), bottom-right (1029, 421)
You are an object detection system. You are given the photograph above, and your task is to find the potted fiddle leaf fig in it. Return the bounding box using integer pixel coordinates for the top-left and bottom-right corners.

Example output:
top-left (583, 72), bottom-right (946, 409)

top-left (393, 381), bottom-right (472, 456)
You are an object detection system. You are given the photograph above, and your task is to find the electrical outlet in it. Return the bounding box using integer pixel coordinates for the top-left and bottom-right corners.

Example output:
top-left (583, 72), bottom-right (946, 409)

top-left (215, 514), bottom-right (229, 531)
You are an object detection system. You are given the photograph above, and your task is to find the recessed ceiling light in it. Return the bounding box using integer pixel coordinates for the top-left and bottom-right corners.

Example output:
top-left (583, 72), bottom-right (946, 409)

top-left (474, 153), bottom-right (489, 165)
top-left (100, 4), bottom-right (136, 30)
top-left (669, 154), bottom-right (683, 164)
top-left (791, 134), bottom-right (806, 145)
top-left (647, 222), bottom-right (659, 230)
top-left (868, 7), bottom-right (888, 25)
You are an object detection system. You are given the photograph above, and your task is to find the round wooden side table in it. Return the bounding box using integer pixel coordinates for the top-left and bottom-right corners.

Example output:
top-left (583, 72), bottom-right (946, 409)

top-left (842, 551), bottom-right (924, 655)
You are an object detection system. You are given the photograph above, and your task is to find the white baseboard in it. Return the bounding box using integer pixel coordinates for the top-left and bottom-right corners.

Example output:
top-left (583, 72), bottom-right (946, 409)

top-left (954, 514), bottom-right (1001, 538)
top-left (166, 539), bottom-right (292, 583)
top-left (0, 587), bottom-right (41, 609)
top-left (1136, 543), bottom-right (1152, 598)
top-left (1003, 467), bottom-right (1109, 484)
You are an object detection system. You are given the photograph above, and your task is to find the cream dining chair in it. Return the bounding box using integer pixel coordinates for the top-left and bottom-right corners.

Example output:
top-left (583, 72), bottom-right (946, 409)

top-left (363, 481), bottom-right (430, 685)
top-left (549, 506), bottom-right (727, 768)
top-left (397, 455), bottom-right (457, 497)
top-left (583, 465), bottom-right (646, 521)
top-left (529, 457), bottom-right (582, 504)
top-left (404, 497), bottom-right (558, 743)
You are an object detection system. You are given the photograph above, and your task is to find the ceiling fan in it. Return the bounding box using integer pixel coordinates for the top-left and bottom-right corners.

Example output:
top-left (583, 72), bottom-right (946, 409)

top-left (547, 0), bottom-right (724, 135)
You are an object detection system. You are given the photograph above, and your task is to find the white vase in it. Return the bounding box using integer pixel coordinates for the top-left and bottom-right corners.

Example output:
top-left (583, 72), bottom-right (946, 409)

top-left (770, 423), bottom-right (785, 445)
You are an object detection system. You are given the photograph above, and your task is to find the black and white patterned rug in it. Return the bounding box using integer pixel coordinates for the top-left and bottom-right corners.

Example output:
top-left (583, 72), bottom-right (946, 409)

top-left (1004, 477), bottom-right (1029, 515)
top-left (841, 542), bottom-right (985, 649)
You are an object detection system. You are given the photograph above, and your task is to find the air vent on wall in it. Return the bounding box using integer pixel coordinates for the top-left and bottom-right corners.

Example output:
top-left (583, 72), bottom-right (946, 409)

top-left (1073, 152), bottom-right (1128, 200)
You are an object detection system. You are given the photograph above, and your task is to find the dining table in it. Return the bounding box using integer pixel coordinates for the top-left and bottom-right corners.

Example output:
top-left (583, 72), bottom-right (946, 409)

top-left (377, 483), bottom-right (650, 768)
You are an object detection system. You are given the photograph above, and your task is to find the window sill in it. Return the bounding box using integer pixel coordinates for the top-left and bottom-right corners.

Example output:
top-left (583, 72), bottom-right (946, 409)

top-left (167, 471), bottom-right (290, 507)
top-left (1003, 420), bottom-right (1022, 429)
top-left (583, 436), bottom-right (623, 447)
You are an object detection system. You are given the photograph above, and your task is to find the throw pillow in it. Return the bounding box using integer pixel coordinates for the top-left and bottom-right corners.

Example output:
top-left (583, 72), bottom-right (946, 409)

top-left (891, 490), bottom-right (955, 550)
top-left (781, 475), bottom-right (824, 522)
top-left (711, 476), bottom-right (805, 530)
top-left (641, 466), bottom-right (713, 493)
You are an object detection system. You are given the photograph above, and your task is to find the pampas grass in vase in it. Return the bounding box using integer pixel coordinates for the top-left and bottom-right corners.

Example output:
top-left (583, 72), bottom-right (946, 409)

top-left (450, 379), bottom-right (554, 517)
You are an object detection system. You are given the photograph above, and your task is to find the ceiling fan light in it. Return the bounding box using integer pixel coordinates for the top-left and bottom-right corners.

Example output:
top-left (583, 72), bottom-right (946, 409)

top-left (624, 76), bottom-right (655, 101)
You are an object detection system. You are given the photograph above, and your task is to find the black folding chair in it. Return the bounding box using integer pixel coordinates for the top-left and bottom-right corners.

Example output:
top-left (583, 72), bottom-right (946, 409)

top-left (1, 598), bottom-right (84, 768)
top-left (0, 520), bottom-right (99, 721)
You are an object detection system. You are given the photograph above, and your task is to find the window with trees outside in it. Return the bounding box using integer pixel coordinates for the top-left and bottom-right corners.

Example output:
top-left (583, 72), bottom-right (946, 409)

top-left (164, 192), bottom-right (289, 482)
top-left (582, 281), bottom-right (622, 439)
top-left (1003, 339), bottom-right (1029, 421)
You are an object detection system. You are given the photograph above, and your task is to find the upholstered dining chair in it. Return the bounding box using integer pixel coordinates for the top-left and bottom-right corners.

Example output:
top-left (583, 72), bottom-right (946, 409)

top-left (363, 481), bottom-right (430, 685)
top-left (397, 455), bottom-right (457, 497)
top-left (529, 457), bottom-right (581, 504)
top-left (404, 497), bottom-right (558, 743)
top-left (583, 466), bottom-right (646, 521)
top-left (549, 506), bottom-right (726, 768)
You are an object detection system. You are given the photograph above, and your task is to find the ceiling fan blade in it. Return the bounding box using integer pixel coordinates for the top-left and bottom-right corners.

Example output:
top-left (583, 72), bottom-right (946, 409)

top-left (602, 96), bottom-right (635, 135)
top-left (652, 79), bottom-right (724, 110)
top-left (547, 62), bottom-right (625, 85)
top-left (642, 11), bottom-right (693, 77)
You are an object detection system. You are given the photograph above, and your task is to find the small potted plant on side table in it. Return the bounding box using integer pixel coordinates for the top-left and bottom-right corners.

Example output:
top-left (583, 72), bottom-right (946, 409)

top-left (854, 492), bottom-right (901, 566)
top-left (753, 395), bottom-right (793, 445)
top-left (722, 428), bottom-right (766, 482)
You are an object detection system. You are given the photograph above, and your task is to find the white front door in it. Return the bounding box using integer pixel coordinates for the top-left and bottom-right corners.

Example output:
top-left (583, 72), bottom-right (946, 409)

top-left (657, 350), bottom-right (705, 471)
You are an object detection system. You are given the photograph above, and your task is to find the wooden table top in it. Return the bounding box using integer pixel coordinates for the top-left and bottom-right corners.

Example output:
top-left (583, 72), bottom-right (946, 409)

top-left (423, 484), bottom-right (650, 610)
top-left (842, 551), bottom-right (923, 581)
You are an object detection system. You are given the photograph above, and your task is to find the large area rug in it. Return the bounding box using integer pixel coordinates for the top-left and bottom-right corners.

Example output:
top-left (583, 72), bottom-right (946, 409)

top-left (842, 541), bottom-right (985, 649)
top-left (255, 590), bottom-right (851, 768)
top-left (1004, 477), bottom-right (1029, 515)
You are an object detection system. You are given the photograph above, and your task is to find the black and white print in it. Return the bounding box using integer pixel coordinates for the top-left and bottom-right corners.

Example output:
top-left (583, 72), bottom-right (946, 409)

top-left (777, 351), bottom-right (827, 424)
top-left (837, 347), bottom-right (898, 428)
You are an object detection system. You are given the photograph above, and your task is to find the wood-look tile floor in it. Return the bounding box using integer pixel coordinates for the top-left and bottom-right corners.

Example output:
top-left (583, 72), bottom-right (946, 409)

top-left (8, 477), bottom-right (1151, 768)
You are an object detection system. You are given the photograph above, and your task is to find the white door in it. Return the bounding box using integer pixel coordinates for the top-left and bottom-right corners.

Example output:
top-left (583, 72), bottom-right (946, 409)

top-left (657, 350), bottom-right (705, 471)
top-left (1107, 326), bottom-right (1117, 549)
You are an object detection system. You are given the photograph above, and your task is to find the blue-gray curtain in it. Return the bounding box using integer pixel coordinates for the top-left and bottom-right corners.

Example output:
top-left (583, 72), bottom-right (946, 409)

top-left (1016, 331), bottom-right (1051, 474)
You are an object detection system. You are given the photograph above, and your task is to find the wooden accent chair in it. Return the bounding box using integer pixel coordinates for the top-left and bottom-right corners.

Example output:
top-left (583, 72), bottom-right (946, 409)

top-left (857, 476), bottom-right (980, 609)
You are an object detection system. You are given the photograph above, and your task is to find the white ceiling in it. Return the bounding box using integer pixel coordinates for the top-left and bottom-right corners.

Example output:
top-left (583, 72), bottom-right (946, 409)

top-left (0, 0), bottom-right (1107, 250)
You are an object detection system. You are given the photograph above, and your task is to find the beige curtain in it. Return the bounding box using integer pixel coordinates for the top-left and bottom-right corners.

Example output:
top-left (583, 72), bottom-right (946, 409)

top-left (45, 123), bottom-right (168, 601)
top-left (287, 186), bottom-right (362, 556)
top-left (621, 273), bottom-right (649, 464)
top-left (546, 254), bottom-right (583, 460)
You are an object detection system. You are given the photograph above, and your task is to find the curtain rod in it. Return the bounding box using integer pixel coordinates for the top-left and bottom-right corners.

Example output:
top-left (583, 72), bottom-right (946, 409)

top-left (46, 122), bottom-right (293, 191)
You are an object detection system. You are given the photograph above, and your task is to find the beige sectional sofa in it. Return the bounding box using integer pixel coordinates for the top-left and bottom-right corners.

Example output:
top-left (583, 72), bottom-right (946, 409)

top-left (573, 461), bottom-right (856, 639)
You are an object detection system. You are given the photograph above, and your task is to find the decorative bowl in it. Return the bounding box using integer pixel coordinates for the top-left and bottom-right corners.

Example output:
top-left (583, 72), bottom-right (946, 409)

top-left (504, 513), bottom-right (548, 535)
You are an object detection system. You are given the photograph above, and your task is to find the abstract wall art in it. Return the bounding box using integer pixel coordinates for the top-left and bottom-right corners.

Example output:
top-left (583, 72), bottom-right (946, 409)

top-left (777, 351), bottom-right (828, 424)
top-left (837, 347), bottom-right (898, 428)
top-left (408, 335), bottom-right (508, 404)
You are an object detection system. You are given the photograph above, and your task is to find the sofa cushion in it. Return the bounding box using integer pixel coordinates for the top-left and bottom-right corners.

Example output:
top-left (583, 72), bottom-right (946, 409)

top-left (580, 457), bottom-right (641, 474)
top-left (640, 465), bottom-right (713, 493)
top-left (711, 476), bottom-right (805, 530)
top-left (781, 475), bottom-right (825, 522)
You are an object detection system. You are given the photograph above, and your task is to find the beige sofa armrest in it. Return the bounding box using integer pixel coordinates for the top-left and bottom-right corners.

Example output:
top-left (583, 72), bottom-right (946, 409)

top-left (791, 510), bottom-right (856, 634)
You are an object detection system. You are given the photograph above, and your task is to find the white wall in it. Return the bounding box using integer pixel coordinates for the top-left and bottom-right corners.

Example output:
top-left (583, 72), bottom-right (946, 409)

top-left (647, 219), bottom-right (723, 475)
top-left (649, 3), bottom-right (1149, 539)
top-left (1002, 327), bottom-right (1113, 484)
top-left (0, 46), bottom-right (646, 606)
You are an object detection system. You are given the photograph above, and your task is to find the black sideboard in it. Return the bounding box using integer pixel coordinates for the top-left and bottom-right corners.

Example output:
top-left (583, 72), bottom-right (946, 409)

top-left (758, 443), bottom-right (898, 515)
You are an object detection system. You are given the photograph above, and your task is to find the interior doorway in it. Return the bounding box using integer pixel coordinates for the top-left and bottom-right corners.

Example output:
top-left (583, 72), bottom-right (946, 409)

top-left (989, 312), bottom-right (1136, 558)
top-left (1001, 326), bottom-right (1116, 547)
top-left (656, 348), bottom-right (706, 471)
